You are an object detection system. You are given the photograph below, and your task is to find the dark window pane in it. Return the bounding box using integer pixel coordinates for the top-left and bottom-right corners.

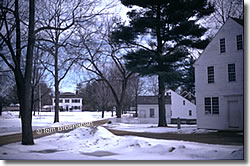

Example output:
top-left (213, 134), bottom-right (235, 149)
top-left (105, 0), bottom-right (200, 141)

top-left (208, 66), bottom-right (214, 83)
top-left (212, 97), bottom-right (219, 114)
top-left (237, 35), bottom-right (243, 50)
top-left (220, 38), bottom-right (226, 53)
top-left (204, 97), bottom-right (211, 114)
top-left (228, 64), bottom-right (236, 82)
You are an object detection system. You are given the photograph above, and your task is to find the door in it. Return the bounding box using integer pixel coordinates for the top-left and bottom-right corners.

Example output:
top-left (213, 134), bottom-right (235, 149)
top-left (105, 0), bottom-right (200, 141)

top-left (228, 100), bottom-right (241, 128)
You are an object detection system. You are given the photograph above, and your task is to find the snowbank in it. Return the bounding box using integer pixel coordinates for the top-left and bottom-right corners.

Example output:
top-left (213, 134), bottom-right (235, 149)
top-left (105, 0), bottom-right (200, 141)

top-left (0, 126), bottom-right (243, 160)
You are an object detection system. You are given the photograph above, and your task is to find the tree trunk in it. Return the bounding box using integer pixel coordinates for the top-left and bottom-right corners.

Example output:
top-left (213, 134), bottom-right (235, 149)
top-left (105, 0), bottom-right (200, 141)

top-left (0, 102), bottom-right (2, 116)
top-left (54, 75), bottom-right (59, 122)
top-left (116, 79), bottom-right (127, 118)
top-left (15, 64), bottom-right (34, 145)
top-left (54, 34), bottom-right (60, 123)
top-left (135, 86), bottom-right (138, 117)
top-left (102, 109), bottom-right (104, 118)
top-left (158, 74), bottom-right (167, 127)
top-left (20, 95), bottom-right (34, 145)
top-left (116, 104), bottom-right (122, 118)
top-left (19, 0), bottom-right (36, 145)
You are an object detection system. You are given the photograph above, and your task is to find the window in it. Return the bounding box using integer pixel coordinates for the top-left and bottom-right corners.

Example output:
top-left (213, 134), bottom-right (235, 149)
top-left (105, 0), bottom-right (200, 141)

top-left (150, 108), bottom-right (155, 118)
top-left (204, 97), bottom-right (219, 115)
top-left (183, 100), bottom-right (185, 105)
top-left (72, 99), bottom-right (80, 103)
top-left (228, 64), bottom-right (236, 82)
top-left (59, 99), bottom-right (63, 103)
top-left (212, 97), bottom-right (219, 114)
top-left (73, 106), bottom-right (80, 110)
top-left (65, 99), bottom-right (70, 103)
top-left (237, 35), bottom-right (243, 50)
top-left (189, 110), bottom-right (192, 116)
top-left (204, 97), bottom-right (211, 114)
top-left (220, 38), bottom-right (226, 53)
top-left (207, 66), bottom-right (214, 83)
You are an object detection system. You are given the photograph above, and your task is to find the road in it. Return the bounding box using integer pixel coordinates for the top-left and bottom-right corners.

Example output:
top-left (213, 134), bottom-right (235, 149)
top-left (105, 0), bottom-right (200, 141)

top-left (106, 128), bottom-right (244, 146)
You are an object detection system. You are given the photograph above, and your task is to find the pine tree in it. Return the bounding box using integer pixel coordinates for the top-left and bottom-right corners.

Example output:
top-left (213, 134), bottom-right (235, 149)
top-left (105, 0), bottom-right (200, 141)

top-left (112, 0), bottom-right (214, 126)
top-left (181, 56), bottom-right (196, 94)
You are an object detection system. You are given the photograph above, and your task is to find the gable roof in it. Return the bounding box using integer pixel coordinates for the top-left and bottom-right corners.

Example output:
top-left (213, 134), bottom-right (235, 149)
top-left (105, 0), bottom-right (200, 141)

top-left (231, 17), bottom-right (244, 26)
top-left (194, 17), bottom-right (243, 65)
top-left (53, 92), bottom-right (82, 99)
top-left (180, 91), bottom-right (195, 100)
top-left (137, 96), bottom-right (171, 105)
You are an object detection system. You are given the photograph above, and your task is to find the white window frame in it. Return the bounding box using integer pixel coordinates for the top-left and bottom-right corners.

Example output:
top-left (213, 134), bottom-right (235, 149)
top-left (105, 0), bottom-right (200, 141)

top-left (207, 66), bottom-right (214, 83)
top-left (204, 97), bottom-right (219, 115)
top-left (228, 64), bottom-right (236, 82)
top-left (220, 38), bottom-right (226, 53)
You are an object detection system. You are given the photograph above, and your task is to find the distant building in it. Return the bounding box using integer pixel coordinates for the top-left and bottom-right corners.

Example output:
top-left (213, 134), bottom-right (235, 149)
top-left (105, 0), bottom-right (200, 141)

top-left (52, 92), bottom-right (83, 112)
top-left (137, 95), bottom-right (171, 124)
top-left (137, 89), bottom-right (196, 124)
top-left (3, 104), bottom-right (20, 111)
top-left (194, 18), bottom-right (243, 130)
top-left (167, 89), bottom-right (196, 124)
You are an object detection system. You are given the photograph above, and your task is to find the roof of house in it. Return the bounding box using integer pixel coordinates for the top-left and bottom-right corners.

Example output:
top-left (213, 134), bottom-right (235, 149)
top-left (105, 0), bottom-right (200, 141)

top-left (54, 92), bottom-right (82, 99)
top-left (180, 91), bottom-right (195, 99)
top-left (231, 17), bottom-right (244, 26)
top-left (194, 17), bottom-right (243, 66)
top-left (137, 96), bottom-right (171, 105)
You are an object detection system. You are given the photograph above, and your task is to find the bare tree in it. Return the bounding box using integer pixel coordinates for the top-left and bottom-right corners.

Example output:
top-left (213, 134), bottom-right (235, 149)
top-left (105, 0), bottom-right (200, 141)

top-left (0, 0), bottom-right (36, 144)
top-left (76, 17), bottom-right (134, 118)
top-left (30, 46), bottom-right (47, 115)
top-left (0, 62), bottom-right (13, 116)
top-left (0, 0), bottom-right (89, 144)
top-left (127, 75), bottom-right (145, 117)
top-left (204, 0), bottom-right (243, 32)
top-left (37, 0), bottom-right (114, 122)
top-left (212, 0), bottom-right (243, 25)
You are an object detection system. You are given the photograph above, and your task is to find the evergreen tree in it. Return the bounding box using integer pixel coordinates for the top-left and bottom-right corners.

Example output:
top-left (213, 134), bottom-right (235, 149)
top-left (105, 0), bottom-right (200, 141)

top-left (181, 56), bottom-right (196, 94)
top-left (112, 0), bottom-right (214, 126)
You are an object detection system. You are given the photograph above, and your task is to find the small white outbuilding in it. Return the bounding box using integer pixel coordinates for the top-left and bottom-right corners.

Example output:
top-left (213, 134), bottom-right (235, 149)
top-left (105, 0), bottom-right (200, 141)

top-left (137, 89), bottom-right (196, 124)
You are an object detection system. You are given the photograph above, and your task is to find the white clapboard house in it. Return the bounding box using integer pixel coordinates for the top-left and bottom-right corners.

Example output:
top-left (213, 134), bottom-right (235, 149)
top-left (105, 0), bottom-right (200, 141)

top-left (137, 89), bottom-right (196, 124)
top-left (167, 89), bottom-right (196, 124)
top-left (194, 17), bottom-right (243, 130)
top-left (52, 92), bottom-right (83, 112)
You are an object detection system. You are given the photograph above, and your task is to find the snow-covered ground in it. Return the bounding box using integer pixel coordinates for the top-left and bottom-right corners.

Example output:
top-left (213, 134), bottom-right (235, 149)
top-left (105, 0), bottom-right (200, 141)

top-left (104, 123), bottom-right (220, 134)
top-left (0, 111), bottom-right (114, 135)
top-left (0, 126), bottom-right (243, 160)
top-left (0, 111), bottom-right (244, 160)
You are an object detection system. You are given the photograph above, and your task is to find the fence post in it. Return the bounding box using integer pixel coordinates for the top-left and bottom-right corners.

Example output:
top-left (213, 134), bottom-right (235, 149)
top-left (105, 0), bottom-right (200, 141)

top-left (177, 117), bottom-right (181, 129)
